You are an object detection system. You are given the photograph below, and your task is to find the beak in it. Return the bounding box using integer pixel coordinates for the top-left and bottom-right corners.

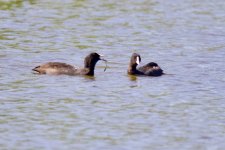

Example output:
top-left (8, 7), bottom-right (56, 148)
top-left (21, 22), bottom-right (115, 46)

top-left (99, 54), bottom-right (107, 62)
top-left (136, 56), bottom-right (140, 65)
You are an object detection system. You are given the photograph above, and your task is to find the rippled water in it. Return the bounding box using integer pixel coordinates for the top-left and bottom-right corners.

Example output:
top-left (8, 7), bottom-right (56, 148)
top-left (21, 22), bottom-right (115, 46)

top-left (1, 0), bottom-right (225, 149)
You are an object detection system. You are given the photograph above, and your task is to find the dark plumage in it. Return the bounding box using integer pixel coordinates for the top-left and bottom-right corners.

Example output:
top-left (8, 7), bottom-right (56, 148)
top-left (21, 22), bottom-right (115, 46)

top-left (127, 53), bottom-right (163, 76)
top-left (32, 52), bottom-right (106, 76)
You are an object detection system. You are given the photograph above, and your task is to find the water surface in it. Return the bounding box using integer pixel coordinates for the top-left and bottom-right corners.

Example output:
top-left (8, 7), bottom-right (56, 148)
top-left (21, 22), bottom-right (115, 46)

top-left (0, 0), bottom-right (225, 149)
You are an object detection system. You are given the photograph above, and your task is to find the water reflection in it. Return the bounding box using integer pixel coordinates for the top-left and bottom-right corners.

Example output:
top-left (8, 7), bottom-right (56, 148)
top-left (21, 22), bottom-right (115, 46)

top-left (128, 74), bottom-right (137, 81)
top-left (83, 75), bottom-right (96, 81)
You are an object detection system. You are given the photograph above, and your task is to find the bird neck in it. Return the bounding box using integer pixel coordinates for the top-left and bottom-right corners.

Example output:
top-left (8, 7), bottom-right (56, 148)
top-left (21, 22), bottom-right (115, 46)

top-left (128, 63), bottom-right (138, 74)
top-left (84, 61), bottom-right (97, 76)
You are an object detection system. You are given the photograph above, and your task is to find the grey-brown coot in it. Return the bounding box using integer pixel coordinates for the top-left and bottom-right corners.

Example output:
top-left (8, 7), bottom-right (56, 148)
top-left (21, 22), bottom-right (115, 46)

top-left (32, 52), bottom-right (107, 76)
top-left (127, 53), bottom-right (163, 76)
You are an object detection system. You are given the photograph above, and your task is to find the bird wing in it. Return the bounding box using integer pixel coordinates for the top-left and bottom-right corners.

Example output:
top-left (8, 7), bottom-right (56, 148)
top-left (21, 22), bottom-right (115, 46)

top-left (32, 62), bottom-right (78, 74)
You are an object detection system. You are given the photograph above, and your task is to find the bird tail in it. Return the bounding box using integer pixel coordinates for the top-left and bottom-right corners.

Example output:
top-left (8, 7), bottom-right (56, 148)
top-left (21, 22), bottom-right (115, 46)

top-left (32, 66), bottom-right (41, 73)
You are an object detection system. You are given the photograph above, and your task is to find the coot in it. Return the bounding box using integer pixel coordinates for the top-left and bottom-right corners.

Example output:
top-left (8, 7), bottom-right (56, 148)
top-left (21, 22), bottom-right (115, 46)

top-left (127, 53), bottom-right (163, 76)
top-left (33, 52), bottom-right (106, 76)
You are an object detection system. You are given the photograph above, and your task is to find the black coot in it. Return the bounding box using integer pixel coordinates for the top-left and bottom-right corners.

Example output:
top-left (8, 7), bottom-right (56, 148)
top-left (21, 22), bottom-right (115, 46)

top-left (33, 52), bottom-right (106, 76)
top-left (127, 53), bottom-right (163, 76)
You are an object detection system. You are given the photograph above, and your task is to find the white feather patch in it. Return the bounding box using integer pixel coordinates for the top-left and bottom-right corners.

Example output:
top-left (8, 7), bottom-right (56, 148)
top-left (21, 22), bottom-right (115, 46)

top-left (136, 57), bottom-right (140, 65)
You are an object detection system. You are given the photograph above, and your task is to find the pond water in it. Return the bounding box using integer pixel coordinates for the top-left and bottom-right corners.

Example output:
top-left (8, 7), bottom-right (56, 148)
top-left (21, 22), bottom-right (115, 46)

top-left (0, 0), bottom-right (225, 149)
